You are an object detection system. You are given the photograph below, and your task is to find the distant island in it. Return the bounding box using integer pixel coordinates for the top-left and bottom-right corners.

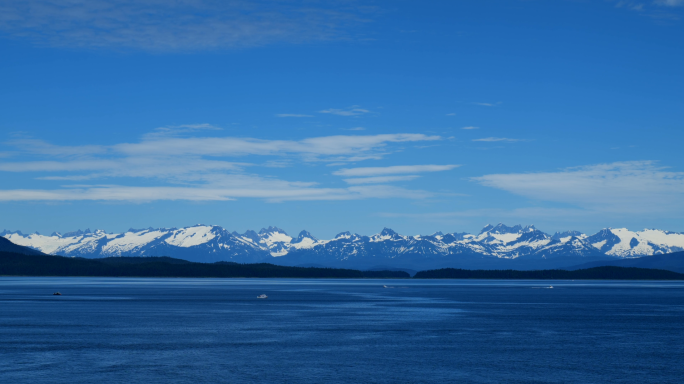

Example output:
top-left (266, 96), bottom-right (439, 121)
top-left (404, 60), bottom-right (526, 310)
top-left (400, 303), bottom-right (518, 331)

top-left (0, 251), bottom-right (409, 278)
top-left (414, 267), bottom-right (684, 280)
top-left (2, 251), bottom-right (684, 280)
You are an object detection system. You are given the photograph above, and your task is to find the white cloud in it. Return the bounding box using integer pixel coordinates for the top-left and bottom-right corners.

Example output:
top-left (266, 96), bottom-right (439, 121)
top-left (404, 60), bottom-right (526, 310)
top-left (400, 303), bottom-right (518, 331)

top-left (8, 139), bottom-right (107, 156)
top-left (319, 106), bottom-right (370, 116)
top-left (0, 131), bottom-right (444, 202)
top-left (462, 126), bottom-right (479, 130)
top-left (343, 175), bottom-right (420, 185)
top-left (0, 158), bottom-right (247, 178)
top-left (472, 161), bottom-right (684, 214)
top-left (472, 137), bottom-right (521, 142)
top-left (0, 0), bottom-right (370, 51)
top-left (111, 133), bottom-right (439, 160)
top-left (0, 183), bottom-right (433, 203)
top-left (142, 124), bottom-right (223, 139)
top-left (276, 114), bottom-right (313, 118)
top-left (471, 102), bottom-right (501, 107)
top-left (654, 0), bottom-right (684, 6)
top-left (334, 164), bottom-right (459, 177)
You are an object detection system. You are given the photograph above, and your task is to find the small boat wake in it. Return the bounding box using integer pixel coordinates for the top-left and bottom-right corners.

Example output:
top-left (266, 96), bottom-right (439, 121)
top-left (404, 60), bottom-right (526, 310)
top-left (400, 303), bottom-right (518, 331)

top-left (257, 294), bottom-right (268, 299)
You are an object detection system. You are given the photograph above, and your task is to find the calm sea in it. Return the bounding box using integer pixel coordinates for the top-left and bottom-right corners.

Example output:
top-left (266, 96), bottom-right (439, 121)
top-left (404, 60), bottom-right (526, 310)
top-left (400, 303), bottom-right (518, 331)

top-left (0, 278), bottom-right (682, 383)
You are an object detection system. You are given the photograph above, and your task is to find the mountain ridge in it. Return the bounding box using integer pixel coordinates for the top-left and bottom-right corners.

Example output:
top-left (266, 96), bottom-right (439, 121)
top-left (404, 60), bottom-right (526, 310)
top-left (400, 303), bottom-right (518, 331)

top-left (3, 223), bottom-right (684, 269)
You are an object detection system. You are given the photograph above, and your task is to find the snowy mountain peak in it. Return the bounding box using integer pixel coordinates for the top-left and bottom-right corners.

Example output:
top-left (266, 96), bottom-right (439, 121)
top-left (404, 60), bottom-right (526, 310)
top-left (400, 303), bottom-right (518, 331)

top-left (480, 223), bottom-right (527, 235)
top-left (294, 230), bottom-right (317, 242)
top-left (127, 227), bottom-right (156, 233)
top-left (259, 226), bottom-right (287, 235)
top-left (380, 228), bottom-right (398, 236)
top-left (494, 224), bottom-right (522, 234)
top-left (240, 230), bottom-right (260, 244)
top-left (63, 229), bottom-right (85, 237)
top-left (552, 230), bottom-right (583, 240)
top-left (4, 223), bottom-right (684, 265)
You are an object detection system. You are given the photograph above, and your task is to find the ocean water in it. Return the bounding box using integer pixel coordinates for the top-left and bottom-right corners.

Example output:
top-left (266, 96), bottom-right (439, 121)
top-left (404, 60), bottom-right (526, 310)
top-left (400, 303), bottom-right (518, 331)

top-left (0, 278), bottom-right (683, 383)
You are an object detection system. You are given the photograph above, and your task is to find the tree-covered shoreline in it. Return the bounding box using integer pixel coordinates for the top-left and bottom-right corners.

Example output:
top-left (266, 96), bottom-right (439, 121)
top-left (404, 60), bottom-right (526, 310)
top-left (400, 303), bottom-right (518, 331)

top-left (414, 266), bottom-right (684, 280)
top-left (2, 251), bottom-right (684, 280)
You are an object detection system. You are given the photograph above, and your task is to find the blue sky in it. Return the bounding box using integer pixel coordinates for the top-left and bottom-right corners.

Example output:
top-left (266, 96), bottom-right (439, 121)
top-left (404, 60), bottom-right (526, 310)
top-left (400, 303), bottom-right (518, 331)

top-left (1, 0), bottom-right (683, 238)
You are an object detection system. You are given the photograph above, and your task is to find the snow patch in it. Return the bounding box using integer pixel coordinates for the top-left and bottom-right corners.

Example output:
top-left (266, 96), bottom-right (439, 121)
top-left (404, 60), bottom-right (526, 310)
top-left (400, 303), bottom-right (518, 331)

top-left (164, 226), bottom-right (215, 247)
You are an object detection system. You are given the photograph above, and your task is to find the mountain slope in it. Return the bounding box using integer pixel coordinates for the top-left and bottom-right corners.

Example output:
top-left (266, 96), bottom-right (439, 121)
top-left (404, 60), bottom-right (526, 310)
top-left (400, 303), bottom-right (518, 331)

top-left (3, 224), bottom-right (683, 269)
top-left (567, 251), bottom-right (684, 274)
top-left (0, 237), bottom-right (44, 255)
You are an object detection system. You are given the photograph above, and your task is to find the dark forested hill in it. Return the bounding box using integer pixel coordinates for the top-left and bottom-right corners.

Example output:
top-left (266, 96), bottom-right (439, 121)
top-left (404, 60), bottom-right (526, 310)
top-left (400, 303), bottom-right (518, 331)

top-left (0, 252), bottom-right (409, 278)
top-left (414, 266), bottom-right (684, 280)
top-left (567, 251), bottom-right (684, 274)
top-left (0, 237), bottom-right (44, 255)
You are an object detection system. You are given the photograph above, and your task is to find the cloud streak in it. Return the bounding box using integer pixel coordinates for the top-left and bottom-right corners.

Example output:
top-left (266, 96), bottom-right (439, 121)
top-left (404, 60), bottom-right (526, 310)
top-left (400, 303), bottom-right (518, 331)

top-left (0, 0), bottom-right (372, 51)
top-left (472, 137), bottom-right (522, 142)
top-left (654, 0), bottom-right (684, 7)
top-left (0, 183), bottom-right (433, 203)
top-left (319, 106), bottom-right (370, 116)
top-left (472, 161), bottom-right (684, 214)
top-left (343, 175), bottom-right (420, 185)
top-left (112, 133), bottom-right (440, 159)
top-left (0, 131), bottom-right (444, 202)
top-left (334, 164), bottom-right (459, 177)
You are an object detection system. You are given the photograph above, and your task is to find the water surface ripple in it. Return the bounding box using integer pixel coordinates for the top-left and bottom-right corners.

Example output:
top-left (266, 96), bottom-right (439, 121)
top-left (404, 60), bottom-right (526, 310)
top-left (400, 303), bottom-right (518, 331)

top-left (1, 278), bottom-right (682, 383)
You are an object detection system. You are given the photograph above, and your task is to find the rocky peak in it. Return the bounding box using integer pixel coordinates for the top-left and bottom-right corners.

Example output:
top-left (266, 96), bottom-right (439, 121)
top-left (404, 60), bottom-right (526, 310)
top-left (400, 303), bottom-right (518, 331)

top-left (380, 228), bottom-right (398, 237)
top-left (259, 226), bottom-right (287, 235)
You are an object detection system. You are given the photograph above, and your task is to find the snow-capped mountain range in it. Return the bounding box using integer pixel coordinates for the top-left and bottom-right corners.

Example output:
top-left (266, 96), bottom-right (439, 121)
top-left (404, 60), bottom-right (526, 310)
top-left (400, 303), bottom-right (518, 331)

top-left (3, 224), bottom-right (684, 269)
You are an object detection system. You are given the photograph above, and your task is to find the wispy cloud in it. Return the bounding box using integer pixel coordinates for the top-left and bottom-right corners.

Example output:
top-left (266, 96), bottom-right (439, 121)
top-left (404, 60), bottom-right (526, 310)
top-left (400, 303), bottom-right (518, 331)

top-left (276, 114), bottom-right (313, 118)
top-left (112, 133), bottom-right (439, 160)
top-left (319, 106), bottom-right (370, 116)
top-left (343, 127), bottom-right (366, 131)
top-left (614, 0), bottom-right (683, 19)
top-left (462, 126), bottom-right (479, 130)
top-left (334, 164), bottom-right (459, 177)
top-left (655, 0), bottom-right (684, 6)
top-left (472, 161), bottom-right (684, 214)
top-left (446, 113), bottom-right (456, 116)
top-left (343, 175), bottom-right (420, 185)
top-left (0, 130), bottom-right (443, 202)
top-left (471, 102), bottom-right (501, 107)
top-left (472, 137), bottom-right (521, 142)
top-left (7, 139), bottom-right (107, 156)
top-left (0, 0), bottom-right (372, 51)
top-left (616, 1), bottom-right (646, 11)
top-left (143, 123), bottom-right (222, 139)
top-left (0, 183), bottom-right (433, 203)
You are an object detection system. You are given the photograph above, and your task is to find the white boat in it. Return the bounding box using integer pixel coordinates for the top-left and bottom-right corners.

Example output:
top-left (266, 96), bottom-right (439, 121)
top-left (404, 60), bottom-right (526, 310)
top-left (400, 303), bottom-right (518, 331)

top-left (549, 286), bottom-right (554, 289)
top-left (257, 294), bottom-right (268, 299)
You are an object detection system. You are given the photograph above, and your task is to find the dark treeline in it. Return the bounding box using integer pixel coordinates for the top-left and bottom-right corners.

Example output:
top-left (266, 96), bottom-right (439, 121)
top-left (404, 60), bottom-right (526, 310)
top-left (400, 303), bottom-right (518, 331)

top-left (3, 251), bottom-right (684, 280)
top-left (414, 266), bottom-right (684, 280)
top-left (0, 252), bottom-right (409, 278)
